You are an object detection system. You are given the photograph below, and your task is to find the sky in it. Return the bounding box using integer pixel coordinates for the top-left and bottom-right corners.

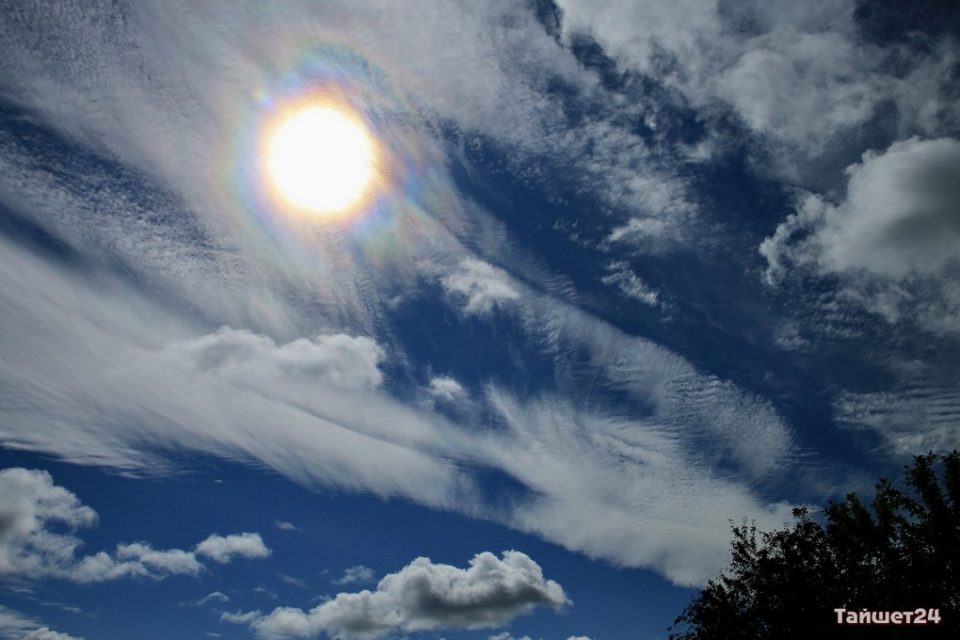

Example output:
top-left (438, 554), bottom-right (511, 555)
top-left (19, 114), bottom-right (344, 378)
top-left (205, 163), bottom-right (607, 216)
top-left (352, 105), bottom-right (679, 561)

top-left (0, 1), bottom-right (958, 639)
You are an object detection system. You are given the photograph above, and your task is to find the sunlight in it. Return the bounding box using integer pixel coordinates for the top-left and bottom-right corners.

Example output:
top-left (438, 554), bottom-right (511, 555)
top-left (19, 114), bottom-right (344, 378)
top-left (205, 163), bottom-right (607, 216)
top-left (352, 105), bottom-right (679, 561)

top-left (265, 104), bottom-right (376, 216)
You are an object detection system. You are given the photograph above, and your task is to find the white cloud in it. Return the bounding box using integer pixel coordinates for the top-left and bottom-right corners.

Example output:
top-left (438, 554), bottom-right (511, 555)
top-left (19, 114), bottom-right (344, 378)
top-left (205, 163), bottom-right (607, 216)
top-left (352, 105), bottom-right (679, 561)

top-left (0, 468), bottom-right (269, 584)
top-left (159, 330), bottom-right (386, 392)
top-left (0, 229), bottom-right (798, 584)
top-left (274, 521), bottom-right (301, 532)
top-left (0, 468), bottom-right (97, 580)
top-left (0, 240), bottom-right (470, 505)
top-left (334, 565), bottom-right (375, 586)
top-left (426, 377), bottom-right (466, 403)
top-left (221, 610), bottom-right (262, 625)
top-left (835, 383), bottom-right (960, 456)
top-left (441, 259), bottom-right (520, 316)
top-left (761, 137), bottom-right (960, 334)
top-left (198, 592), bottom-right (231, 606)
top-left (23, 628), bottom-right (83, 640)
top-left (0, 1), bottom-right (814, 588)
top-left (488, 633), bottom-right (533, 640)
top-left (554, 0), bottom-right (959, 180)
top-left (601, 261), bottom-right (660, 307)
top-left (474, 389), bottom-right (793, 585)
top-left (196, 533), bottom-right (271, 564)
top-left (0, 606), bottom-right (82, 640)
top-left (250, 551), bottom-right (568, 640)
top-left (279, 574), bottom-right (307, 589)
top-left (489, 633), bottom-right (594, 640)
top-left (115, 542), bottom-right (202, 575)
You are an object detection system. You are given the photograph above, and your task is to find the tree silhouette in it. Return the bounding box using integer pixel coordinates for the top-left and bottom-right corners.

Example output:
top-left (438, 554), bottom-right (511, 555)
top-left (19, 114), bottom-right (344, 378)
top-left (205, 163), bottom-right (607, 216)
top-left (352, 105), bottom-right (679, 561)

top-left (669, 451), bottom-right (959, 639)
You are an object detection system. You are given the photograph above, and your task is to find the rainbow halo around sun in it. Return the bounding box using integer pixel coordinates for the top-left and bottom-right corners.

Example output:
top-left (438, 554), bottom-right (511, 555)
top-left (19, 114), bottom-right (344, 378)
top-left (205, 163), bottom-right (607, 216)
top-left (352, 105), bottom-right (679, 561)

top-left (264, 103), bottom-right (377, 217)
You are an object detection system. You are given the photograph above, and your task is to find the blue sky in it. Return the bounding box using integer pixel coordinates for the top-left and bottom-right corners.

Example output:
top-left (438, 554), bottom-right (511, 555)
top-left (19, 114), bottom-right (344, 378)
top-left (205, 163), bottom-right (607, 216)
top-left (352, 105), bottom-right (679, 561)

top-left (1, 1), bottom-right (958, 639)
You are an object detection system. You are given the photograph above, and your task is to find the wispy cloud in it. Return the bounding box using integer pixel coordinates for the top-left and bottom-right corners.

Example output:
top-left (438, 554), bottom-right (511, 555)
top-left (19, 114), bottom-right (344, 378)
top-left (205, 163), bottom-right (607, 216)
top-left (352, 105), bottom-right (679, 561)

top-left (0, 0), bottom-right (820, 589)
top-left (601, 261), bottom-right (661, 307)
top-left (554, 0), bottom-right (959, 181)
top-left (333, 565), bottom-right (375, 586)
top-left (197, 592), bottom-right (230, 606)
top-left (0, 606), bottom-right (82, 640)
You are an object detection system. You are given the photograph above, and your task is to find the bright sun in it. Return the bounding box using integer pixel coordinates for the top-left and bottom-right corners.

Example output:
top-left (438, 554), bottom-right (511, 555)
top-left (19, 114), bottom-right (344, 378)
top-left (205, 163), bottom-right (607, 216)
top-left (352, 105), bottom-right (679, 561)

top-left (266, 105), bottom-right (377, 216)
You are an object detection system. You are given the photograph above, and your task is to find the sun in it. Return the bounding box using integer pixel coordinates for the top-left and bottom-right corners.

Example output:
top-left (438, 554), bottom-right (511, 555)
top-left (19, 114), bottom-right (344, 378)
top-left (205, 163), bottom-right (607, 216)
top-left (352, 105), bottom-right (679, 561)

top-left (265, 104), bottom-right (377, 216)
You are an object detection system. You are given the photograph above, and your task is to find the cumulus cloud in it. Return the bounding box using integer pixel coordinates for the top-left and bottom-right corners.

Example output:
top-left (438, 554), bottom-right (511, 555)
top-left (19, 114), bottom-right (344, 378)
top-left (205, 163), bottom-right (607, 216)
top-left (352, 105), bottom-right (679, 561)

top-left (195, 533), bottom-right (271, 564)
top-left (250, 551), bottom-right (568, 640)
top-left (761, 137), bottom-right (960, 333)
top-left (0, 468), bottom-right (269, 584)
top-left (426, 377), bottom-right (466, 403)
top-left (441, 259), bottom-right (520, 316)
top-left (274, 521), bottom-right (301, 532)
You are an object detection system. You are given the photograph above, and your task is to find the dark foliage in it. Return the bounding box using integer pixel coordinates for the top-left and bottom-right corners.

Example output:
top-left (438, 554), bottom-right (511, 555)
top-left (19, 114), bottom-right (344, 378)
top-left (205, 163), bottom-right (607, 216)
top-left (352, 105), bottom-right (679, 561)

top-left (669, 451), bottom-right (960, 639)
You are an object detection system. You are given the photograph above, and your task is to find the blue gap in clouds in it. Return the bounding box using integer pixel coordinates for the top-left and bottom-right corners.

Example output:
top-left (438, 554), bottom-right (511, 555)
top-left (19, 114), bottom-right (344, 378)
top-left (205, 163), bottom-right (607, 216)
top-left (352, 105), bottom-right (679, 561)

top-left (386, 281), bottom-right (558, 396)
top-left (855, 0), bottom-right (960, 45)
top-left (443, 123), bottom-right (877, 484)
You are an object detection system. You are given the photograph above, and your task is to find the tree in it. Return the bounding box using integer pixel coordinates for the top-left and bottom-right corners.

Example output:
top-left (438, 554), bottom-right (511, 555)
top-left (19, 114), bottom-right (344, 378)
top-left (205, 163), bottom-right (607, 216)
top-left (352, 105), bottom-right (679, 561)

top-left (669, 451), bottom-right (960, 639)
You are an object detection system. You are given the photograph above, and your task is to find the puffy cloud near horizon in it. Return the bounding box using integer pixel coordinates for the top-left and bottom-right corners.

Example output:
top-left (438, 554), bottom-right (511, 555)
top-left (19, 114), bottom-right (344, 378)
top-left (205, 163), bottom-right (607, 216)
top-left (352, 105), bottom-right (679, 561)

top-left (247, 551), bottom-right (568, 640)
top-left (0, 468), bottom-right (269, 584)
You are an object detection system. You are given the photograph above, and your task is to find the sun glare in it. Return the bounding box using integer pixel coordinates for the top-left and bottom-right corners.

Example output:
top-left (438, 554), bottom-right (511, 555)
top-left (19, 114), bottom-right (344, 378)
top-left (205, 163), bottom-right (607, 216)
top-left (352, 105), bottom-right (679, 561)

top-left (265, 104), bottom-right (377, 216)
